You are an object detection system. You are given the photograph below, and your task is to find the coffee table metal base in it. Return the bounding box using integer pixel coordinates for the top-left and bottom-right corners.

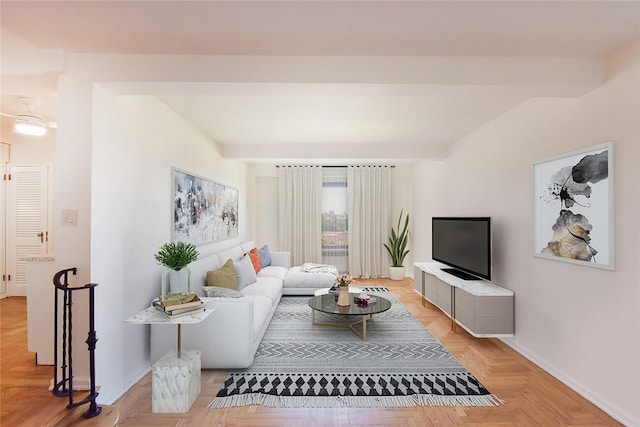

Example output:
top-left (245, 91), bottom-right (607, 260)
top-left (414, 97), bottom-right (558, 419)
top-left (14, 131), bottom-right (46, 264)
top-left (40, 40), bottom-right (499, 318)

top-left (311, 309), bottom-right (372, 341)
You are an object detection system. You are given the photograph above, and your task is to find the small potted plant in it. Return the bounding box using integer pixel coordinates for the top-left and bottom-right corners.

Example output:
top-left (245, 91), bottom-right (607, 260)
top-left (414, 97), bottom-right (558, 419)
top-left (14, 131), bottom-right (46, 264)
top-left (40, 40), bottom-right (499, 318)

top-left (383, 209), bottom-right (410, 280)
top-left (155, 241), bottom-right (199, 302)
top-left (335, 273), bottom-right (353, 306)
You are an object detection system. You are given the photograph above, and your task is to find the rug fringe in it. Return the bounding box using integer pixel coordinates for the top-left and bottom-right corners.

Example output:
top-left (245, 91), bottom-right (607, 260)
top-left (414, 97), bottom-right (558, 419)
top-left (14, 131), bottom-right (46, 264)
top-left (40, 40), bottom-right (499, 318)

top-left (208, 393), bottom-right (504, 409)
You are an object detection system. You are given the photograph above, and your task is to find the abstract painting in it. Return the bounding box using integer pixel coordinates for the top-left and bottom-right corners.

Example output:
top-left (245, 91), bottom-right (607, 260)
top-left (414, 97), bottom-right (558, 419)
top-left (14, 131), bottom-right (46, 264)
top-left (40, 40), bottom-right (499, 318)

top-left (172, 168), bottom-right (238, 245)
top-left (533, 142), bottom-right (614, 270)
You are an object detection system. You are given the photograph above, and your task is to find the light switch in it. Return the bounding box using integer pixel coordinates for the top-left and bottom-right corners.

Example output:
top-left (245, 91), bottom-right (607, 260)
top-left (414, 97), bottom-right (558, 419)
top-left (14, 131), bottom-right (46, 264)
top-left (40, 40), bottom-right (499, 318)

top-left (61, 209), bottom-right (78, 227)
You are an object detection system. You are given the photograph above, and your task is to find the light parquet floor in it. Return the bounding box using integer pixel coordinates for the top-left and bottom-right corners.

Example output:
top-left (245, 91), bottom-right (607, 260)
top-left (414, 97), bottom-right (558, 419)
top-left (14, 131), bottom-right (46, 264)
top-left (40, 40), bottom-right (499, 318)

top-left (1, 279), bottom-right (621, 426)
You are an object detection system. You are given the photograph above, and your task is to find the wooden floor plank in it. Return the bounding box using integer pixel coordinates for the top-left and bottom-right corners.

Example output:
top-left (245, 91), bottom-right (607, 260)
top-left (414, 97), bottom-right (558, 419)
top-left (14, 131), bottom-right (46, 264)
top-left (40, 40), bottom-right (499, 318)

top-left (1, 279), bottom-right (621, 426)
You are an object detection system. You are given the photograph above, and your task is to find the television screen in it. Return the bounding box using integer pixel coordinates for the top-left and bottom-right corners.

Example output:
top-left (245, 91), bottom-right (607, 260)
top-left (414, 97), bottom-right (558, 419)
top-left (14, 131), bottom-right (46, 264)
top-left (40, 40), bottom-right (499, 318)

top-left (432, 217), bottom-right (491, 281)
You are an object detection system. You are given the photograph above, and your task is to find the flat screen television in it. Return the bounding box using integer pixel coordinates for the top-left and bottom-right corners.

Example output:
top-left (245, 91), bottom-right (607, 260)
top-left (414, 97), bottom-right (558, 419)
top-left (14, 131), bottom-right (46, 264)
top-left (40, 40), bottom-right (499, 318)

top-left (432, 217), bottom-right (491, 281)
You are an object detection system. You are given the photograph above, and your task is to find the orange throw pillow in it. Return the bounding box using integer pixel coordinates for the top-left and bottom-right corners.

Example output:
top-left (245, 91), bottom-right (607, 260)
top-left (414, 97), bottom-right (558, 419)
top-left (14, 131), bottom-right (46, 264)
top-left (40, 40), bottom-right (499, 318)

top-left (248, 248), bottom-right (261, 273)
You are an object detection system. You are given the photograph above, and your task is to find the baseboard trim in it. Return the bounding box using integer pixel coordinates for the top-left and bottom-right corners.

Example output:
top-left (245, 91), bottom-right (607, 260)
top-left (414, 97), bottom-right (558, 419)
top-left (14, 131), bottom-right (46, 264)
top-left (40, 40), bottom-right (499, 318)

top-left (48, 376), bottom-right (91, 392)
top-left (500, 338), bottom-right (634, 426)
top-left (46, 366), bottom-right (151, 407)
top-left (98, 366), bottom-right (151, 405)
top-left (10, 283), bottom-right (27, 297)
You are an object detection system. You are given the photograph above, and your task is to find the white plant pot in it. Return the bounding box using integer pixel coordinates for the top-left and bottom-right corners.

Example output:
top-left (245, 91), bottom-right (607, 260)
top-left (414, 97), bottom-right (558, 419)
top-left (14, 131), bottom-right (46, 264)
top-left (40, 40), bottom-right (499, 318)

top-left (389, 266), bottom-right (405, 281)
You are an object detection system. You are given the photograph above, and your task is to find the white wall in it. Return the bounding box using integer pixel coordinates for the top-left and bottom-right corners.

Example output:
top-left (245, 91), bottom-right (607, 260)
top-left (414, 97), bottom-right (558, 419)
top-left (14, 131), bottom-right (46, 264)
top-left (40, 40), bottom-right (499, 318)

top-left (412, 46), bottom-right (639, 425)
top-left (390, 165), bottom-right (414, 275)
top-left (91, 89), bottom-right (247, 403)
top-left (411, 160), bottom-right (445, 263)
top-left (246, 164), bottom-right (280, 250)
top-left (50, 75), bottom-right (94, 390)
top-left (1, 125), bottom-right (56, 164)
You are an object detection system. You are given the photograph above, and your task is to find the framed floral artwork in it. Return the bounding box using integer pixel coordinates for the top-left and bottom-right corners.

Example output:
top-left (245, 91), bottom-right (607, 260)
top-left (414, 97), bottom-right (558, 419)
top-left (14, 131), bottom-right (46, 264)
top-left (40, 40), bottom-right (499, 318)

top-left (533, 142), bottom-right (614, 270)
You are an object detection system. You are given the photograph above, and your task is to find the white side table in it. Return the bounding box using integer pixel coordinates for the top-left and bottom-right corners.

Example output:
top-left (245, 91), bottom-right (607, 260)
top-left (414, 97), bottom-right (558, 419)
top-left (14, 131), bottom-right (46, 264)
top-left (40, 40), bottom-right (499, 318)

top-left (125, 304), bottom-right (215, 413)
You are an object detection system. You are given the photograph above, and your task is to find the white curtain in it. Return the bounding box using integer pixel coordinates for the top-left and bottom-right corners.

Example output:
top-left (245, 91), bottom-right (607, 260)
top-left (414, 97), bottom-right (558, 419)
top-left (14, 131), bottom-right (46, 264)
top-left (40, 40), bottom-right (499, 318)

top-left (347, 166), bottom-right (391, 277)
top-left (278, 166), bottom-right (323, 266)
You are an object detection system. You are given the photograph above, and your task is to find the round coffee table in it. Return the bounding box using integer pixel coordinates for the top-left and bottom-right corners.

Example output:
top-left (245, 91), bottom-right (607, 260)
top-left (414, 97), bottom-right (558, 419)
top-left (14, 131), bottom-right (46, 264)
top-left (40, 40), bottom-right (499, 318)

top-left (307, 293), bottom-right (391, 341)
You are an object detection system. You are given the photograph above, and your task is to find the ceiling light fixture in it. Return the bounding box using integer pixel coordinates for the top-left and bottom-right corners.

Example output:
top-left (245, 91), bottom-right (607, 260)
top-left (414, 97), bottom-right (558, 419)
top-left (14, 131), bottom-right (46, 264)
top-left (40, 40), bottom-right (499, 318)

top-left (14, 114), bottom-right (48, 136)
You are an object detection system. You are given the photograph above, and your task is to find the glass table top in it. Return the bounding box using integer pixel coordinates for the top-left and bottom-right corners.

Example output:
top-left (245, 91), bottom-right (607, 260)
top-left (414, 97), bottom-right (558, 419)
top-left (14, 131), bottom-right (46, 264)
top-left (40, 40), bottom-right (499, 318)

top-left (308, 293), bottom-right (391, 316)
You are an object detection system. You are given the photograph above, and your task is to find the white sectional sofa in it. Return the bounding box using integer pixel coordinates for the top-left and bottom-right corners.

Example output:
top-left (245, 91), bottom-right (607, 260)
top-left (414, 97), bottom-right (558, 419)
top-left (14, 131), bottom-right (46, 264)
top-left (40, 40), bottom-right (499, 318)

top-left (150, 241), bottom-right (335, 369)
top-left (282, 266), bottom-right (339, 295)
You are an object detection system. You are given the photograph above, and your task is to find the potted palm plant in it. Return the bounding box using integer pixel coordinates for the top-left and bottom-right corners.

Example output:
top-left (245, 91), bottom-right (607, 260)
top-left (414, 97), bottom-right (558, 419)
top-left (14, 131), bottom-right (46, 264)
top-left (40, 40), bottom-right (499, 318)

top-left (155, 241), bottom-right (199, 302)
top-left (383, 209), bottom-right (410, 280)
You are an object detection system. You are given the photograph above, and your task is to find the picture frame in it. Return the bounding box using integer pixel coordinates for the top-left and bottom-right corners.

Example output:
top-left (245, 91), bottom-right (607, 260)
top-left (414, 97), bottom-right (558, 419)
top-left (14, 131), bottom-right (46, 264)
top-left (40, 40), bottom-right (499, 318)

top-left (172, 168), bottom-right (238, 245)
top-left (533, 142), bottom-right (614, 270)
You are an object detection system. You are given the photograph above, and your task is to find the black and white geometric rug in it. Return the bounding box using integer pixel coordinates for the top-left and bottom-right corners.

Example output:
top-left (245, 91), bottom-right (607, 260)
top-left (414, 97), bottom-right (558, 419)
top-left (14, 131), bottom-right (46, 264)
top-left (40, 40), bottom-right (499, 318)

top-left (356, 286), bottom-right (390, 293)
top-left (210, 292), bottom-right (503, 408)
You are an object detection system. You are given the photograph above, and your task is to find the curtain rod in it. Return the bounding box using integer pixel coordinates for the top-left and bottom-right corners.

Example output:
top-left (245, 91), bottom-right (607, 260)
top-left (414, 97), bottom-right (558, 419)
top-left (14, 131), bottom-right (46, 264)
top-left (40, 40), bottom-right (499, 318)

top-left (275, 165), bottom-right (395, 168)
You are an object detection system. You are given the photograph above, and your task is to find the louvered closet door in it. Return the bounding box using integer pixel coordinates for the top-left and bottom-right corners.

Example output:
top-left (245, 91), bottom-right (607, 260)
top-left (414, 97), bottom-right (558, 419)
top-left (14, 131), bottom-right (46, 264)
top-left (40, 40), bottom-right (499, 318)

top-left (6, 165), bottom-right (48, 296)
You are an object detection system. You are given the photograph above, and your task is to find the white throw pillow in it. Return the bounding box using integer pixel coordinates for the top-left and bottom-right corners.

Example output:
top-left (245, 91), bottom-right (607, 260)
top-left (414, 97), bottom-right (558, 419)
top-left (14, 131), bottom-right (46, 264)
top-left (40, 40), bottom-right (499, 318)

top-left (202, 286), bottom-right (243, 298)
top-left (233, 256), bottom-right (258, 290)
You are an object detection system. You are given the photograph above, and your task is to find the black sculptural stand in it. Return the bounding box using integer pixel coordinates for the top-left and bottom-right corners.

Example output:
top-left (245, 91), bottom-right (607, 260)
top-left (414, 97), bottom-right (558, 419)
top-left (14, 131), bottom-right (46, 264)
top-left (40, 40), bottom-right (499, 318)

top-left (52, 267), bottom-right (102, 419)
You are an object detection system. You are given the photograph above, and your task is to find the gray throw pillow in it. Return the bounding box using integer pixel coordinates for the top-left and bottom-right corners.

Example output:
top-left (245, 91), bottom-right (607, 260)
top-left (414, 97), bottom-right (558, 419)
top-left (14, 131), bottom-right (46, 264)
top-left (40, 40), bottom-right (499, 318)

top-left (202, 286), bottom-right (243, 298)
top-left (258, 244), bottom-right (272, 268)
top-left (233, 256), bottom-right (258, 290)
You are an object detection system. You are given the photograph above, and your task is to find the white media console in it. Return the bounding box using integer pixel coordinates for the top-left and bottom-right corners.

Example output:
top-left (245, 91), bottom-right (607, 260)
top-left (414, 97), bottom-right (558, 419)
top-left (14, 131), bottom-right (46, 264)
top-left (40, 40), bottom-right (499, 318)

top-left (414, 262), bottom-right (514, 337)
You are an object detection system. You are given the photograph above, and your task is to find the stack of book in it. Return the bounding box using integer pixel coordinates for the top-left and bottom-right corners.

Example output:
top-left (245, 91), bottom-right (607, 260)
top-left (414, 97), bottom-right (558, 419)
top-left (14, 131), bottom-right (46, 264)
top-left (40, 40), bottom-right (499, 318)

top-left (153, 294), bottom-right (204, 318)
top-left (354, 294), bottom-right (376, 306)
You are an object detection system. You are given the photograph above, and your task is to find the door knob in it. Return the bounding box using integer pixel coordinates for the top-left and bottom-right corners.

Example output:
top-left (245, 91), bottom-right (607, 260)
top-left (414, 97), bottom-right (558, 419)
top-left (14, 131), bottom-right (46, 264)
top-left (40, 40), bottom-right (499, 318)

top-left (37, 232), bottom-right (44, 243)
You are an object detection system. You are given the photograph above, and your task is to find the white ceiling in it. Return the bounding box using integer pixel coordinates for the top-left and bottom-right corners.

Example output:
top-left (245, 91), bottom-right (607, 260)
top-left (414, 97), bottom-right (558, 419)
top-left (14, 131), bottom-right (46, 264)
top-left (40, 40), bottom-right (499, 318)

top-left (2, 1), bottom-right (639, 160)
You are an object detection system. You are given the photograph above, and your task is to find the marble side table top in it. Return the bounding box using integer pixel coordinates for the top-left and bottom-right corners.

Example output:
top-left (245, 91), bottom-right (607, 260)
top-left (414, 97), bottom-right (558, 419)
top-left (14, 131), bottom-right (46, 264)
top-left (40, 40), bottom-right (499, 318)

top-left (125, 304), bottom-right (215, 325)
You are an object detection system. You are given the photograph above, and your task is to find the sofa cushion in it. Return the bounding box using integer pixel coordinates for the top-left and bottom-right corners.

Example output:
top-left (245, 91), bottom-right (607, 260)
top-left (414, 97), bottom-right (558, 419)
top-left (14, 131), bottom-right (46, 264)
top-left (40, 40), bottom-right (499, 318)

top-left (206, 259), bottom-right (238, 290)
top-left (217, 246), bottom-right (244, 265)
top-left (189, 253), bottom-right (221, 289)
top-left (240, 278), bottom-right (282, 303)
top-left (258, 244), bottom-right (272, 268)
top-left (241, 241), bottom-right (256, 253)
top-left (283, 266), bottom-right (337, 289)
top-left (234, 256), bottom-right (258, 290)
top-left (248, 248), bottom-right (261, 273)
top-left (202, 286), bottom-right (243, 298)
top-left (257, 265), bottom-right (288, 281)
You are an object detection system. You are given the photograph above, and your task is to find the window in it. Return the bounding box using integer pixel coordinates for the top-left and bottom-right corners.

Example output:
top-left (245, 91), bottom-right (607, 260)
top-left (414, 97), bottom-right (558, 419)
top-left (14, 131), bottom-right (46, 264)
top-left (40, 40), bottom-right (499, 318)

top-left (322, 168), bottom-right (348, 273)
